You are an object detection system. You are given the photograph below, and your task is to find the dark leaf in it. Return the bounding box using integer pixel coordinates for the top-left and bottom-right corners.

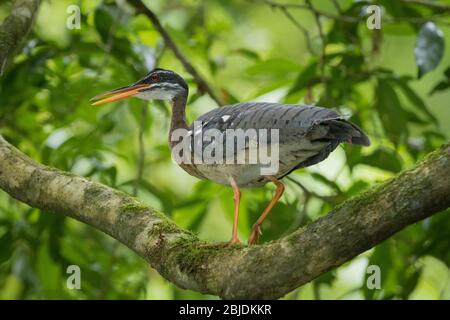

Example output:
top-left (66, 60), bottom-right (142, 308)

top-left (231, 48), bottom-right (260, 61)
top-left (429, 80), bottom-right (450, 95)
top-left (361, 148), bottom-right (403, 173)
top-left (375, 79), bottom-right (408, 146)
top-left (94, 4), bottom-right (116, 43)
top-left (0, 230), bottom-right (13, 264)
top-left (287, 62), bottom-right (317, 96)
top-left (389, 77), bottom-right (437, 123)
top-left (415, 22), bottom-right (445, 78)
top-left (444, 67), bottom-right (450, 79)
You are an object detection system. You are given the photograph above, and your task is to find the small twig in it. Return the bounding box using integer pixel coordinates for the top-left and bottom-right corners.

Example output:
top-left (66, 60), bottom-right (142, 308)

top-left (126, 0), bottom-right (224, 106)
top-left (330, 0), bottom-right (342, 14)
top-left (385, 15), bottom-right (450, 27)
top-left (259, 0), bottom-right (450, 26)
top-left (260, 0), bottom-right (358, 22)
top-left (401, 0), bottom-right (450, 12)
top-left (305, 0), bottom-right (326, 84)
top-left (264, 2), bottom-right (315, 55)
top-left (286, 176), bottom-right (337, 204)
top-left (154, 42), bottom-right (166, 67)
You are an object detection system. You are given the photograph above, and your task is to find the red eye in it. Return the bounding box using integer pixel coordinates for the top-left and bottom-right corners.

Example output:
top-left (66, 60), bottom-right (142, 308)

top-left (150, 74), bottom-right (160, 82)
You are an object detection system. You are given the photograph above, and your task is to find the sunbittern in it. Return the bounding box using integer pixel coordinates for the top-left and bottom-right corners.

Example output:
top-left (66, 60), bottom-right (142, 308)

top-left (90, 68), bottom-right (370, 245)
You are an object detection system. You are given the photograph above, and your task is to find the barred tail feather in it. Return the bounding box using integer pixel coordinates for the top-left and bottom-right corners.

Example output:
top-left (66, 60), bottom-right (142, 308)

top-left (316, 118), bottom-right (371, 146)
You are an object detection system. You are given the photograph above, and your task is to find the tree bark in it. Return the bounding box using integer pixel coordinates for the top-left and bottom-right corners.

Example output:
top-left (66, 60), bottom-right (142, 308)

top-left (0, 136), bottom-right (449, 299)
top-left (0, 0), bottom-right (40, 75)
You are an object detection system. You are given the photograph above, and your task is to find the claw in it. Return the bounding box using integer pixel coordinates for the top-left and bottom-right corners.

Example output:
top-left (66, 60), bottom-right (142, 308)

top-left (228, 237), bottom-right (241, 245)
top-left (248, 225), bottom-right (262, 245)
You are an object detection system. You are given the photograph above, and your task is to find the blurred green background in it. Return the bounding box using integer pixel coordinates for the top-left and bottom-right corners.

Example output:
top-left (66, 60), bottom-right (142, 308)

top-left (0, 0), bottom-right (449, 299)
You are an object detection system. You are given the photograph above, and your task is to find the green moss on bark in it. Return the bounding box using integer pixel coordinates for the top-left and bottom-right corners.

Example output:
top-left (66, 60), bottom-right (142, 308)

top-left (0, 0), bottom-right (41, 74)
top-left (121, 201), bottom-right (149, 214)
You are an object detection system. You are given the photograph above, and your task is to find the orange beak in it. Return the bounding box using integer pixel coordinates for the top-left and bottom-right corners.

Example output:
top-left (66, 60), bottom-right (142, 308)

top-left (90, 83), bottom-right (150, 106)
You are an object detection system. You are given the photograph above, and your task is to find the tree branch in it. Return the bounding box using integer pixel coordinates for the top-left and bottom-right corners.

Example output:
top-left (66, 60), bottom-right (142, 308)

top-left (305, 0), bottom-right (326, 83)
top-left (126, 0), bottom-right (224, 106)
top-left (259, 0), bottom-right (357, 22)
top-left (258, 0), bottom-right (450, 26)
top-left (401, 0), bottom-right (450, 12)
top-left (0, 135), bottom-right (449, 299)
top-left (0, 0), bottom-right (40, 75)
top-left (271, 3), bottom-right (315, 55)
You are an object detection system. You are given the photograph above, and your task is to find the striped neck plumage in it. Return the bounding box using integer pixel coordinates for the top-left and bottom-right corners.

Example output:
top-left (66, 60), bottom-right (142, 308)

top-left (169, 93), bottom-right (189, 135)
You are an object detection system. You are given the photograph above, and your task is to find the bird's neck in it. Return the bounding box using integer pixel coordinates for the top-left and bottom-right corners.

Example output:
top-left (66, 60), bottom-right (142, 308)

top-left (169, 94), bottom-right (188, 146)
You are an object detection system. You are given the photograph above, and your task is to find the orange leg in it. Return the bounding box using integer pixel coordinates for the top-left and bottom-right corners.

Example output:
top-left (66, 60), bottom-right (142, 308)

top-left (229, 177), bottom-right (241, 244)
top-left (248, 177), bottom-right (285, 245)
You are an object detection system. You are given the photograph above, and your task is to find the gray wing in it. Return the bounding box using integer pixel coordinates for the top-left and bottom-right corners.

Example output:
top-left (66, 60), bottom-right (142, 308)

top-left (190, 102), bottom-right (370, 175)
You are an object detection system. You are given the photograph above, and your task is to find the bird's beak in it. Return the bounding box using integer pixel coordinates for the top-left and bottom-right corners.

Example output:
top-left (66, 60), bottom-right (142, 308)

top-left (90, 83), bottom-right (151, 106)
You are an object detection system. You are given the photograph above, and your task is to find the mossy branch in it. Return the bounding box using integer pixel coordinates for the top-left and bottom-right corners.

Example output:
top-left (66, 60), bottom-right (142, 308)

top-left (0, 136), bottom-right (449, 299)
top-left (0, 0), bottom-right (40, 75)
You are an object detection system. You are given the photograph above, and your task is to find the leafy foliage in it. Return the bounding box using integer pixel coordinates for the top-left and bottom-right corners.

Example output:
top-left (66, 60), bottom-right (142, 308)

top-left (0, 0), bottom-right (449, 299)
top-left (415, 22), bottom-right (444, 78)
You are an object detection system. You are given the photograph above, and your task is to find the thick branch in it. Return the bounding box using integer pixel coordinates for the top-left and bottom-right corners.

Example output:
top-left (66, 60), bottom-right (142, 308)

top-left (0, 136), bottom-right (449, 299)
top-left (126, 0), bottom-right (224, 106)
top-left (0, 0), bottom-right (40, 75)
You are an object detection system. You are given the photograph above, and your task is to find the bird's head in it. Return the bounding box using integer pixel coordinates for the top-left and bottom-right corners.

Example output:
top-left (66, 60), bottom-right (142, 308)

top-left (90, 68), bottom-right (188, 106)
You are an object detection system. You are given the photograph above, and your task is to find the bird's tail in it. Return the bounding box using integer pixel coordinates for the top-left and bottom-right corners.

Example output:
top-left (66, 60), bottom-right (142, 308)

top-left (318, 118), bottom-right (371, 146)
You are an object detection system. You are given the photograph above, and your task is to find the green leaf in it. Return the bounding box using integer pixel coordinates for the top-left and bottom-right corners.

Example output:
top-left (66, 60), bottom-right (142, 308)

top-left (310, 173), bottom-right (342, 194)
top-left (403, 108), bottom-right (428, 124)
top-left (444, 67), bottom-right (450, 79)
top-left (346, 180), bottom-right (370, 197)
top-left (248, 200), bottom-right (298, 243)
top-left (389, 77), bottom-right (437, 124)
top-left (0, 230), bottom-right (13, 264)
top-left (287, 62), bottom-right (317, 96)
top-left (220, 88), bottom-right (240, 104)
top-left (364, 241), bottom-right (396, 299)
top-left (231, 48), bottom-right (260, 61)
top-left (94, 4), bottom-right (115, 43)
top-left (379, 0), bottom-right (405, 16)
top-left (375, 79), bottom-right (408, 146)
top-left (428, 66), bottom-right (450, 95)
top-left (245, 58), bottom-right (301, 79)
top-left (415, 22), bottom-right (445, 78)
top-left (314, 270), bottom-right (336, 286)
top-left (429, 80), bottom-right (450, 95)
top-left (361, 148), bottom-right (403, 173)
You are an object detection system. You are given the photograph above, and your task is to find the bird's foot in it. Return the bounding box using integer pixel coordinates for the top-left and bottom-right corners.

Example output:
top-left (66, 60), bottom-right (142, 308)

top-left (248, 225), bottom-right (262, 245)
top-left (227, 237), bottom-right (241, 246)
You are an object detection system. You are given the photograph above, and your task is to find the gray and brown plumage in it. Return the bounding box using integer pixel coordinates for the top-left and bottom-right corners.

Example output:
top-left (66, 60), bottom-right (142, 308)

top-left (91, 68), bottom-right (370, 245)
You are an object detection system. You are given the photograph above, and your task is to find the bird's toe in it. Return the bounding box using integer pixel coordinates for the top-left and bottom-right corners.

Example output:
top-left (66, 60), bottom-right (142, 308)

top-left (228, 237), bottom-right (241, 245)
top-left (248, 225), bottom-right (262, 245)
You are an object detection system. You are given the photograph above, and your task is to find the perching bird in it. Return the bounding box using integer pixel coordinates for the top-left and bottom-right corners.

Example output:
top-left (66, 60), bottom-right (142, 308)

top-left (90, 68), bottom-right (370, 245)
